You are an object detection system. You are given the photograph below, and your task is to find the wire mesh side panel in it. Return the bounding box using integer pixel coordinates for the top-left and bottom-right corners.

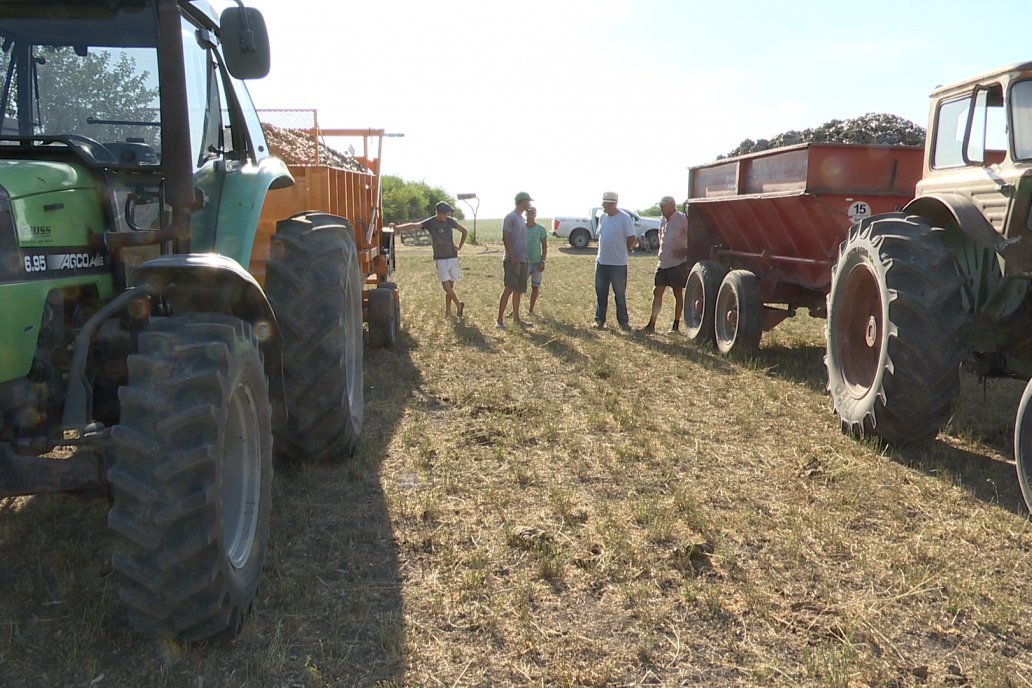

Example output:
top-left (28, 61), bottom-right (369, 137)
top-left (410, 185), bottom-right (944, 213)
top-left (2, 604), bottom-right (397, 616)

top-left (257, 109), bottom-right (366, 171)
top-left (257, 109), bottom-right (321, 165)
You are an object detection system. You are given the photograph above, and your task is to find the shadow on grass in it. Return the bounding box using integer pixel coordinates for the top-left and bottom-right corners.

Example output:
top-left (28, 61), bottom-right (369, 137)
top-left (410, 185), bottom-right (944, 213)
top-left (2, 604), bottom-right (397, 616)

top-left (556, 246), bottom-right (596, 256)
top-left (528, 314), bottom-right (730, 372)
top-left (451, 317), bottom-right (498, 354)
top-left (894, 375), bottom-right (1027, 515)
top-left (261, 329), bottom-right (423, 685)
top-left (524, 322), bottom-right (590, 367)
top-left (889, 440), bottom-right (1025, 515)
top-left (730, 338), bottom-right (1026, 513)
top-left (0, 332), bottom-right (422, 687)
top-left (753, 344), bottom-right (828, 393)
top-left (626, 329), bottom-right (739, 375)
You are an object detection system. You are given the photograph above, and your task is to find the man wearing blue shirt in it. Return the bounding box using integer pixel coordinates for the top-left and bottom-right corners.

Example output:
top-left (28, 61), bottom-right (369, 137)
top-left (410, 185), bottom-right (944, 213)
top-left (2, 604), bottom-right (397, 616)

top-left (593, 191), bottom-right (637, 330)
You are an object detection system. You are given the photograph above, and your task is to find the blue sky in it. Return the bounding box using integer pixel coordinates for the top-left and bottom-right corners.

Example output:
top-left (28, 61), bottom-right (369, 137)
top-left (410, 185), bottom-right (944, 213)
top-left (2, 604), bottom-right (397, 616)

top-left (239, 0), bottom-right (1032, 217)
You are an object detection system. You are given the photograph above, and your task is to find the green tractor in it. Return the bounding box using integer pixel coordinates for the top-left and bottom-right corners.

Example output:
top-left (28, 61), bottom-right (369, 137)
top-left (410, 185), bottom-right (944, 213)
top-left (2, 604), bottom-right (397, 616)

top-left (0, 0), bottom-right (368, 640)
top-left (824, 62), bottom-right (1032, 509)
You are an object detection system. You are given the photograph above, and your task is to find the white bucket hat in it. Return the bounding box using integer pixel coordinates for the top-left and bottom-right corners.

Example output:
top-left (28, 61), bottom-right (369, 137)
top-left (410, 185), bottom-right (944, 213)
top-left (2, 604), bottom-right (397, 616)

top-left (601, 191), bottom-right (619, 203)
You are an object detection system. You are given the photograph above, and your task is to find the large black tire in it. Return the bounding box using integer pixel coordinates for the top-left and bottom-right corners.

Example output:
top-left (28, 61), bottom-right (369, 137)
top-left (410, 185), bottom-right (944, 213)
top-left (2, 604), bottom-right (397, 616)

top-left (825, 214), bottom-right (965, 443)
top-left (367, 286), bottom-right (398, 349)
top-left (714, 270), bottom-right (762, 357)
top-left (1014, 379), bottom-right (1032, 513)
top-left (108, 314), bottom-right (272, 641)
top-left (265, 213), bottom-right (363, 460)
top-left (378, 282), bottom-right (401, 340)
top-left (569, 228), bottom-right (591, 250)
top-left (684, 260), bottom-right (727, 345)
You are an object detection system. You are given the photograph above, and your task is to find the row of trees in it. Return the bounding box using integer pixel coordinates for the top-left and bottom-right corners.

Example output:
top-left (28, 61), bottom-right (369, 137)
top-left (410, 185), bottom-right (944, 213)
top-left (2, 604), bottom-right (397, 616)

top-left (382, 176), bottom-right (464, 224)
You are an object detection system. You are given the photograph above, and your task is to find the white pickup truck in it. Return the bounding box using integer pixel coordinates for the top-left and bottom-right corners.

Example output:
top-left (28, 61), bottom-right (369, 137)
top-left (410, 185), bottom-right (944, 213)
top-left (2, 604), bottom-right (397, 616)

top-left (552, 207), bottom-right (662, 251)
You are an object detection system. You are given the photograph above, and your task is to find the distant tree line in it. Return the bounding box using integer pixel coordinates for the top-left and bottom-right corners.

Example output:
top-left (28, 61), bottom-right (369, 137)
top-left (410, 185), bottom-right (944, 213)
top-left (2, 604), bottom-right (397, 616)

top-left (382, 176), bottom-right (464, 224)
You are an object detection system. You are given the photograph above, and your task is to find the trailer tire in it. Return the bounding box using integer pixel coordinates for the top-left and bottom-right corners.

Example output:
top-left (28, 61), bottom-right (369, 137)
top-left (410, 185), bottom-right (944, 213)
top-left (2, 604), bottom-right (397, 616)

top-left (385, 284), bottom-right (401, 339)
top-left (266, 214), bottom-right (363, 460)
top-left (825, 214), bottom-right (964, 443)
top-left (367, 286), bottom-right (398, 349)
top-left (570, 229), bottom-right (591, 250)
top-left (714, 270), bottom-right (762, 357)
top-left (377, 281), bottom-right (401, 340)
top-left (684, 260), bottom-right (727, 345)
top-left (108, 314), bottom-right (272, 641)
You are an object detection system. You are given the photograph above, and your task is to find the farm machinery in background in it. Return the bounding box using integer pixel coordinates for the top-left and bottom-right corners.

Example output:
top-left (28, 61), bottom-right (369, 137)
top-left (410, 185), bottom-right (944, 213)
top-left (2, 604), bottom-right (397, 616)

top-left (684, 61), bottom-right (1032, 511)
top-left (0, 0), bottom-right (397, 641)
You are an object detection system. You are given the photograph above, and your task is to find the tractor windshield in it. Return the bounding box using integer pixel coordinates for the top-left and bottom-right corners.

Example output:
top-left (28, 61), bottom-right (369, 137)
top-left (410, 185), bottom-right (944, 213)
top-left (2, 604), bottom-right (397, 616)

top-left (0, 1), bottom-right (161, 166)
top-left (1012, 80), bottom-right (1032, 161)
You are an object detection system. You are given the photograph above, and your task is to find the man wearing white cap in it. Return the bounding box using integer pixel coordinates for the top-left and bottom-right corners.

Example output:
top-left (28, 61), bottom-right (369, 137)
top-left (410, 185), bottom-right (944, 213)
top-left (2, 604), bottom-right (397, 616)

top-left (592, 191), bottom-right (637, 330)
top-left (640, 196), bottom-right (690, 333)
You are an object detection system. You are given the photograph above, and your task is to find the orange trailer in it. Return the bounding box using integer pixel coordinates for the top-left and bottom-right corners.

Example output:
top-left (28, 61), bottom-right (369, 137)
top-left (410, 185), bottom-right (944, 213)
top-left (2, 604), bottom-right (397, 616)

top-left (250, 109), bottom-right (398, 347)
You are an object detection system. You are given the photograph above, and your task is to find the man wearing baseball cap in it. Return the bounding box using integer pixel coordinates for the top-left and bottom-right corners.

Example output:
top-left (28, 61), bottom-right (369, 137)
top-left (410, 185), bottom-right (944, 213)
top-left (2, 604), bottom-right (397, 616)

top-left (593, 191), bottom-right (637, 330)
top-left (640, 196), bottom-right (691, 333)
top-left (391, 200), bottom-right (469, 318)
top-left (496, 191), bottom-right (534, 329)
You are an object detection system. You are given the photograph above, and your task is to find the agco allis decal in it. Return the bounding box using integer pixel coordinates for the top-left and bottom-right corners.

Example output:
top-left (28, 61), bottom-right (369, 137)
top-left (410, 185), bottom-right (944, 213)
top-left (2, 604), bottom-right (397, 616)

top-left (23, 251), bottom-right (106, 273)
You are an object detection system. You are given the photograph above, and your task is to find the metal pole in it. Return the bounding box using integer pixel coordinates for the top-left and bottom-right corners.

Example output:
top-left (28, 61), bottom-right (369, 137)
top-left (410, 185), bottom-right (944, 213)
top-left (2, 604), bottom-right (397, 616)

top-left (457, 193), bottom-right (479, 243)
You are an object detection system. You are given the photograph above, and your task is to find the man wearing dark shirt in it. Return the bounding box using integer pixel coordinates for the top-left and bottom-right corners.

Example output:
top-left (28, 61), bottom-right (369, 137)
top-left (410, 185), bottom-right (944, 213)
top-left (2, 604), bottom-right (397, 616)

top-left (392, 201), bottom-right (469, 317)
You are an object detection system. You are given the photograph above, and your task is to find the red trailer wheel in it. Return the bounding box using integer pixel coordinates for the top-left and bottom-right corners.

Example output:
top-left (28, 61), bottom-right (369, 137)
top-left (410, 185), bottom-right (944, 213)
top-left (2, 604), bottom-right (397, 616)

top-left (714, 270), bottom-right (762, 357)
top-left (684, 260), bottom-right (727, 345)
top-left (825, 214), bottom-right (964, 442)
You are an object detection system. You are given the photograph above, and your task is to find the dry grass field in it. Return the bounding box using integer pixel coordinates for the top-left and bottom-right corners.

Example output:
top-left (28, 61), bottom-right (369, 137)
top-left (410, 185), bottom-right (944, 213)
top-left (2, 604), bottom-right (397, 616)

top-left (4, 235), bottom-right (1032, 687)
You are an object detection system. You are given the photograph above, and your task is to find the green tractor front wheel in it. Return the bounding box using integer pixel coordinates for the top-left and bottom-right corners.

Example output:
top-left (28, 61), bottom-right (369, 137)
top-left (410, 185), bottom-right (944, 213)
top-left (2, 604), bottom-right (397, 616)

top-left (107, 313), bottom-right (273, 641)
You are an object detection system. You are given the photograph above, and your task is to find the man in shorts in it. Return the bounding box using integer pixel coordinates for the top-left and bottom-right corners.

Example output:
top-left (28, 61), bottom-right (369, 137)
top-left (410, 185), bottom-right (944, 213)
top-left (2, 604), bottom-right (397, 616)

top-left (391, 201), bottom-right (468, 317)
top-left (525, 206), bottom-right (548, 316)
top-left (496, 191), bottom-right (533, 329)
top-left (639, 195), bottom-right (690, 333)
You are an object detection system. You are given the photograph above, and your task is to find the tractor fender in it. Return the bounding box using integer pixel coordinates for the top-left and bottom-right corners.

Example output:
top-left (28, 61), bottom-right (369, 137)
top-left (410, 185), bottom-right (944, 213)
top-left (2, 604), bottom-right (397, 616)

top-left (904, 193), bottom-right (1004, 251)
top-left (131, 254), bottom-right (285, 429)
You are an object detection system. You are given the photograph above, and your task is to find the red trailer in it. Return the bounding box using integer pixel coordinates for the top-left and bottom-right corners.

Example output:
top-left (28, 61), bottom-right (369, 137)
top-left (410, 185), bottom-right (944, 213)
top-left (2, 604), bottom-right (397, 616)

top-left (683, 142), bottom-right (923, 355)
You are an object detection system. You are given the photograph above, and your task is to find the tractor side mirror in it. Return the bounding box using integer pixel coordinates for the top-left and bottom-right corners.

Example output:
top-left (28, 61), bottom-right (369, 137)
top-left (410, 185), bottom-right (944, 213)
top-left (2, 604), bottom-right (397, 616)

top-left (220, 7), bottom-right (270, 80)
top-left (126, 190), bottom-right (164, 231)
